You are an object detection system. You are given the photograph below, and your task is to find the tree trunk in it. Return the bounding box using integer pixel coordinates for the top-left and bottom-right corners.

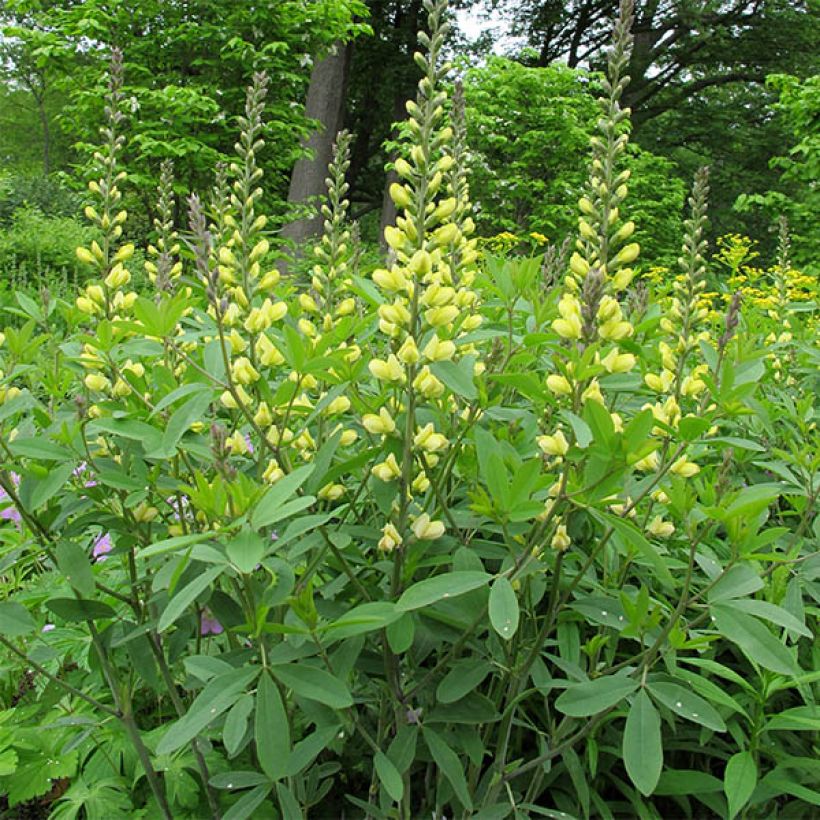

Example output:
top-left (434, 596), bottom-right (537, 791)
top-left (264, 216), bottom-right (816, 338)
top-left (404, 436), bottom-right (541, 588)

top-left (281, 41), bottom-right (351, 246)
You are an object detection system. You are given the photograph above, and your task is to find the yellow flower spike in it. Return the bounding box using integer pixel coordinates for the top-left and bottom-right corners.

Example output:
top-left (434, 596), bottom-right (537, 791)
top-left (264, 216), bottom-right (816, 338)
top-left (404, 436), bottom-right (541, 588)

top-left (362, 407), bottom-right (397, 436)
top-left (423, 336), bottom-right (455, 362)
top-left (412, 514), bottom-right (445, 541)
top-left (596, 295), bottom-right (621, 323)
top-left (412, 366), bottom-right (445, 399)
top-left (397, 336), bottom-right (421, 365)
top-left (670, 457), bottom-right (700, 478)
top-left (413, 423), bottom-right (448, 453)
top-left (537, 429), bottom-right (569, 457)
top-left (378, 522), bottom-right (403, 553)
top-left (546, 374), bottom-right (573, 396)
top-left (372, 453), bottom-right (402, 482)
top-left (84, 373), bottom-right (110, 392)
top-left (551, 523), bottom-right (571, 552)
top-left (86, 285), bottom-right (105, 304)
top-left (433, 223), bottom-right (460, 247)
top-left (581, 379), bottom-right (604, 404)
top-left (232, 357), bottom-right (260, 385)
top-left (409, 249), bottom-right (433, 277)
top-left (369, 354), bottom-right (406, 384)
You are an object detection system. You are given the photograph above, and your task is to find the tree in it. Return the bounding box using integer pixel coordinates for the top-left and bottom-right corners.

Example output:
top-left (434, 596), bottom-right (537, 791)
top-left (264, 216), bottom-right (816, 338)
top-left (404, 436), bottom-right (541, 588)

top-left (492, 0), bottom-right (817, 125)
top-left (1, 0), bottom-right (368, 209)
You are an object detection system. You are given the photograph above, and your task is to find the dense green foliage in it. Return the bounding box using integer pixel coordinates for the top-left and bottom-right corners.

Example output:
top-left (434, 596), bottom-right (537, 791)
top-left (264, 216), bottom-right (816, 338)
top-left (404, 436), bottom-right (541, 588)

top-left (0, 1), bottom-right (817, 818)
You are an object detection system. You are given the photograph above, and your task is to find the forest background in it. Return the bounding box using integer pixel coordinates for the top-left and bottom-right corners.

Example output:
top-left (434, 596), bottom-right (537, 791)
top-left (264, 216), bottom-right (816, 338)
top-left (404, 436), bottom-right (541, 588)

top-left (0, 0), bottom-right (817, 290)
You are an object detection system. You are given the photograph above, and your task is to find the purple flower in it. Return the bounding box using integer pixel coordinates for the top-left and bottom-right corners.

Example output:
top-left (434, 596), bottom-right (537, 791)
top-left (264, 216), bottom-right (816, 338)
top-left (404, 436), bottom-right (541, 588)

top-left (245, 434), bottom-right (254, 455)
top-left (42, 624), bottom-right (56, 633)
top-left (92, 533), bottom-right (113, 561)
top-left (0, 483), bottom-right (21, 525)
top-left (200, 610), bottom-right (223, 636)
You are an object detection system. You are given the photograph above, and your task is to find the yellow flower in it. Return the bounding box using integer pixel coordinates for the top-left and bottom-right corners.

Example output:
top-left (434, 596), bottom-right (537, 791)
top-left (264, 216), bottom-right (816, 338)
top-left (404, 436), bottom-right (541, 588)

top-left (397, 336), bottom-right (420, 364)
top-left (413, 423), bottom-right (448, 453)
top-left (378, 522), bottom-right (403, 553)
top-left (372, 453), bottom-right (402, 482)
top-left (601, 348), bottom-right (636, 374)
top-left (133, 502), bottom-right (159, 523)
top-left (412, 513), bottom-right (445, 540)
top-left (598, 318), bottom-right (633, 341)
top-left (256, 334), bottom-right (284, 366)
top-left (263, 461), bottom-right (284, 483)
top-left (537, 429), bottom-right (569, 457)
top-left (412, 366), bottom-right (445, 398)
top-left (369, 354), bottom-right (406, 383)
top-left (318, 483), bottom-right (345, 501)
top-left (551, 523), bottom-right (571, 551)
top-left (226, 430), bottom-right (250, 455)
top-left (84, 373), bottom-right (110, 392)
top-left (582, 379), bottom-right (604, 404)
top-left (325, 395), bottom-right (351, 415)
top-left (546, 374), bottom-right (573, 396)
top-left (253, 402), bottom-right (273, 427)
top-left (339, 429), bottom-right (358, 447)
top-left (634, 451), bottom-right (660, 472)
top-left (412, 471), bottom-right (430, 493)
top-left (362, 408), bottom-right (396, 435)
top-left (670, 457), bottom-right (700, 478)
top-left (644, 370), bottom-right (675, 393)
top-left (423, 336), bottom-right (456, 361)
top-left (232, 357), bottom-right (260, 385)
top-left (425, 305), bottom-right (459, 327)
top-left (373, 267), bottom-right (407, 292)
top-left (647, 516), bottom-right (675, 538)
top-left (612, 242), bottom-right (640, 266)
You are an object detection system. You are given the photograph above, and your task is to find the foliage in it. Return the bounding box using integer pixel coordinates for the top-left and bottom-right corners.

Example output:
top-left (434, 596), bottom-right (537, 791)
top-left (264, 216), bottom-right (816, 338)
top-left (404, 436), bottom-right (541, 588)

top-left (0, 0), bottom-right (817, 817)
top-left (461, 57), bottom-right (685, 264)
top-left (2, 0), bottom-right (369, 204)
top-left (735, 74), bottom-right (820, 269)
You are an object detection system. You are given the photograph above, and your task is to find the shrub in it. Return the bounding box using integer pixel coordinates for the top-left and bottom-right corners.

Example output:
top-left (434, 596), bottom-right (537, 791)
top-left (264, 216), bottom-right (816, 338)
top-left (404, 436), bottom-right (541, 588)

top-left (0, 1), bottom-right (817, 817)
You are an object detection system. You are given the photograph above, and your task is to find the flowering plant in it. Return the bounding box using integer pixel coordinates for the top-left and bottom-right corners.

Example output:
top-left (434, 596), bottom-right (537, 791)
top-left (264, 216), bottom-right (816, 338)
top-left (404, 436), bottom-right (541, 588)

top-left (0, 1), bottom-right (817, 817)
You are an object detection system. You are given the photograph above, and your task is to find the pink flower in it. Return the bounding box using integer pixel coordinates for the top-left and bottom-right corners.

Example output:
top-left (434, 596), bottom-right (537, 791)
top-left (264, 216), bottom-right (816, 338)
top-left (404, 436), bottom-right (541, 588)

top-left (92, 533), bottom-right (113, 561)
top-left (200, 611), bottom-right (223, 636)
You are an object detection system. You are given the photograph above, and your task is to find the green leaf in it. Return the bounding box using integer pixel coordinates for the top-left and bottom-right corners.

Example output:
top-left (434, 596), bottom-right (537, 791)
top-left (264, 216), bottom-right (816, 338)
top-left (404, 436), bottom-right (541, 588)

top-left (137, 533), bottom-right (214, 560)
top-left (156, 667), bottom-right (258, 755)
top-left (560, 409), bottom-right (593, 448)
top-left (555, 675), bottom-right (638, 717)
top-left (436, 660), bottom-right (493, 704)
top-left (423, 727), bottom-right (473, 811)
top-left (223, 694), bottom-right (254, 757)
top-left (623, 689), bottom-right (662, 796)
top-left (251, 464), bottom-right (313, 529)
top-left (488, 576), bottom-right (519, 640)
top-left (8, 437), bottom-right (73, 461)
top-left (323, 602), bottom-right (401, 640)
top-left (0, 601), bottom-right (37, 636)
top-left (56, 540), bottom-right (96, 597)
top-left (256, 672), bottom-right (290, 779)
top-left (386, 613), bottom-right (415, 653)
top-left (724, 751), bottom-right (757, 820)
top-left (396, 571), bottom-right (491, 612)
top-left (271, 663), bottom-right (353, 708)
top-left (226, 530), bottom-right (265, 575)
top-left (158, 565), bottom-right (222, 632)
top-left (655, 769), bottom-right (723, 795)
top-left (678, 416), bottom-right (711, 441)
top-left (720, 598), bottom-right (811, 638)
top-left (707, 564), bottom-right (764, 602)
top-left (647, 681), bottom-right (726, 731)
top-left (276, 782), bottom-right (302, 820)
top-left (431, 358), bottom-right (478, 400)
top-left (724, 483), bottom-right (783, 521)
top-left (29, 463), bottom-right (75, 509)
top-left (286, 727), bottom-right (339, 776)
top-left (711, 604), bottom-right (798, 676)
top-left (374, 750), bottom-right (404, 802)
top-left (46, 598), bottom-right (115, 621)
top-left (223, 785), bottom-right (272, 820)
